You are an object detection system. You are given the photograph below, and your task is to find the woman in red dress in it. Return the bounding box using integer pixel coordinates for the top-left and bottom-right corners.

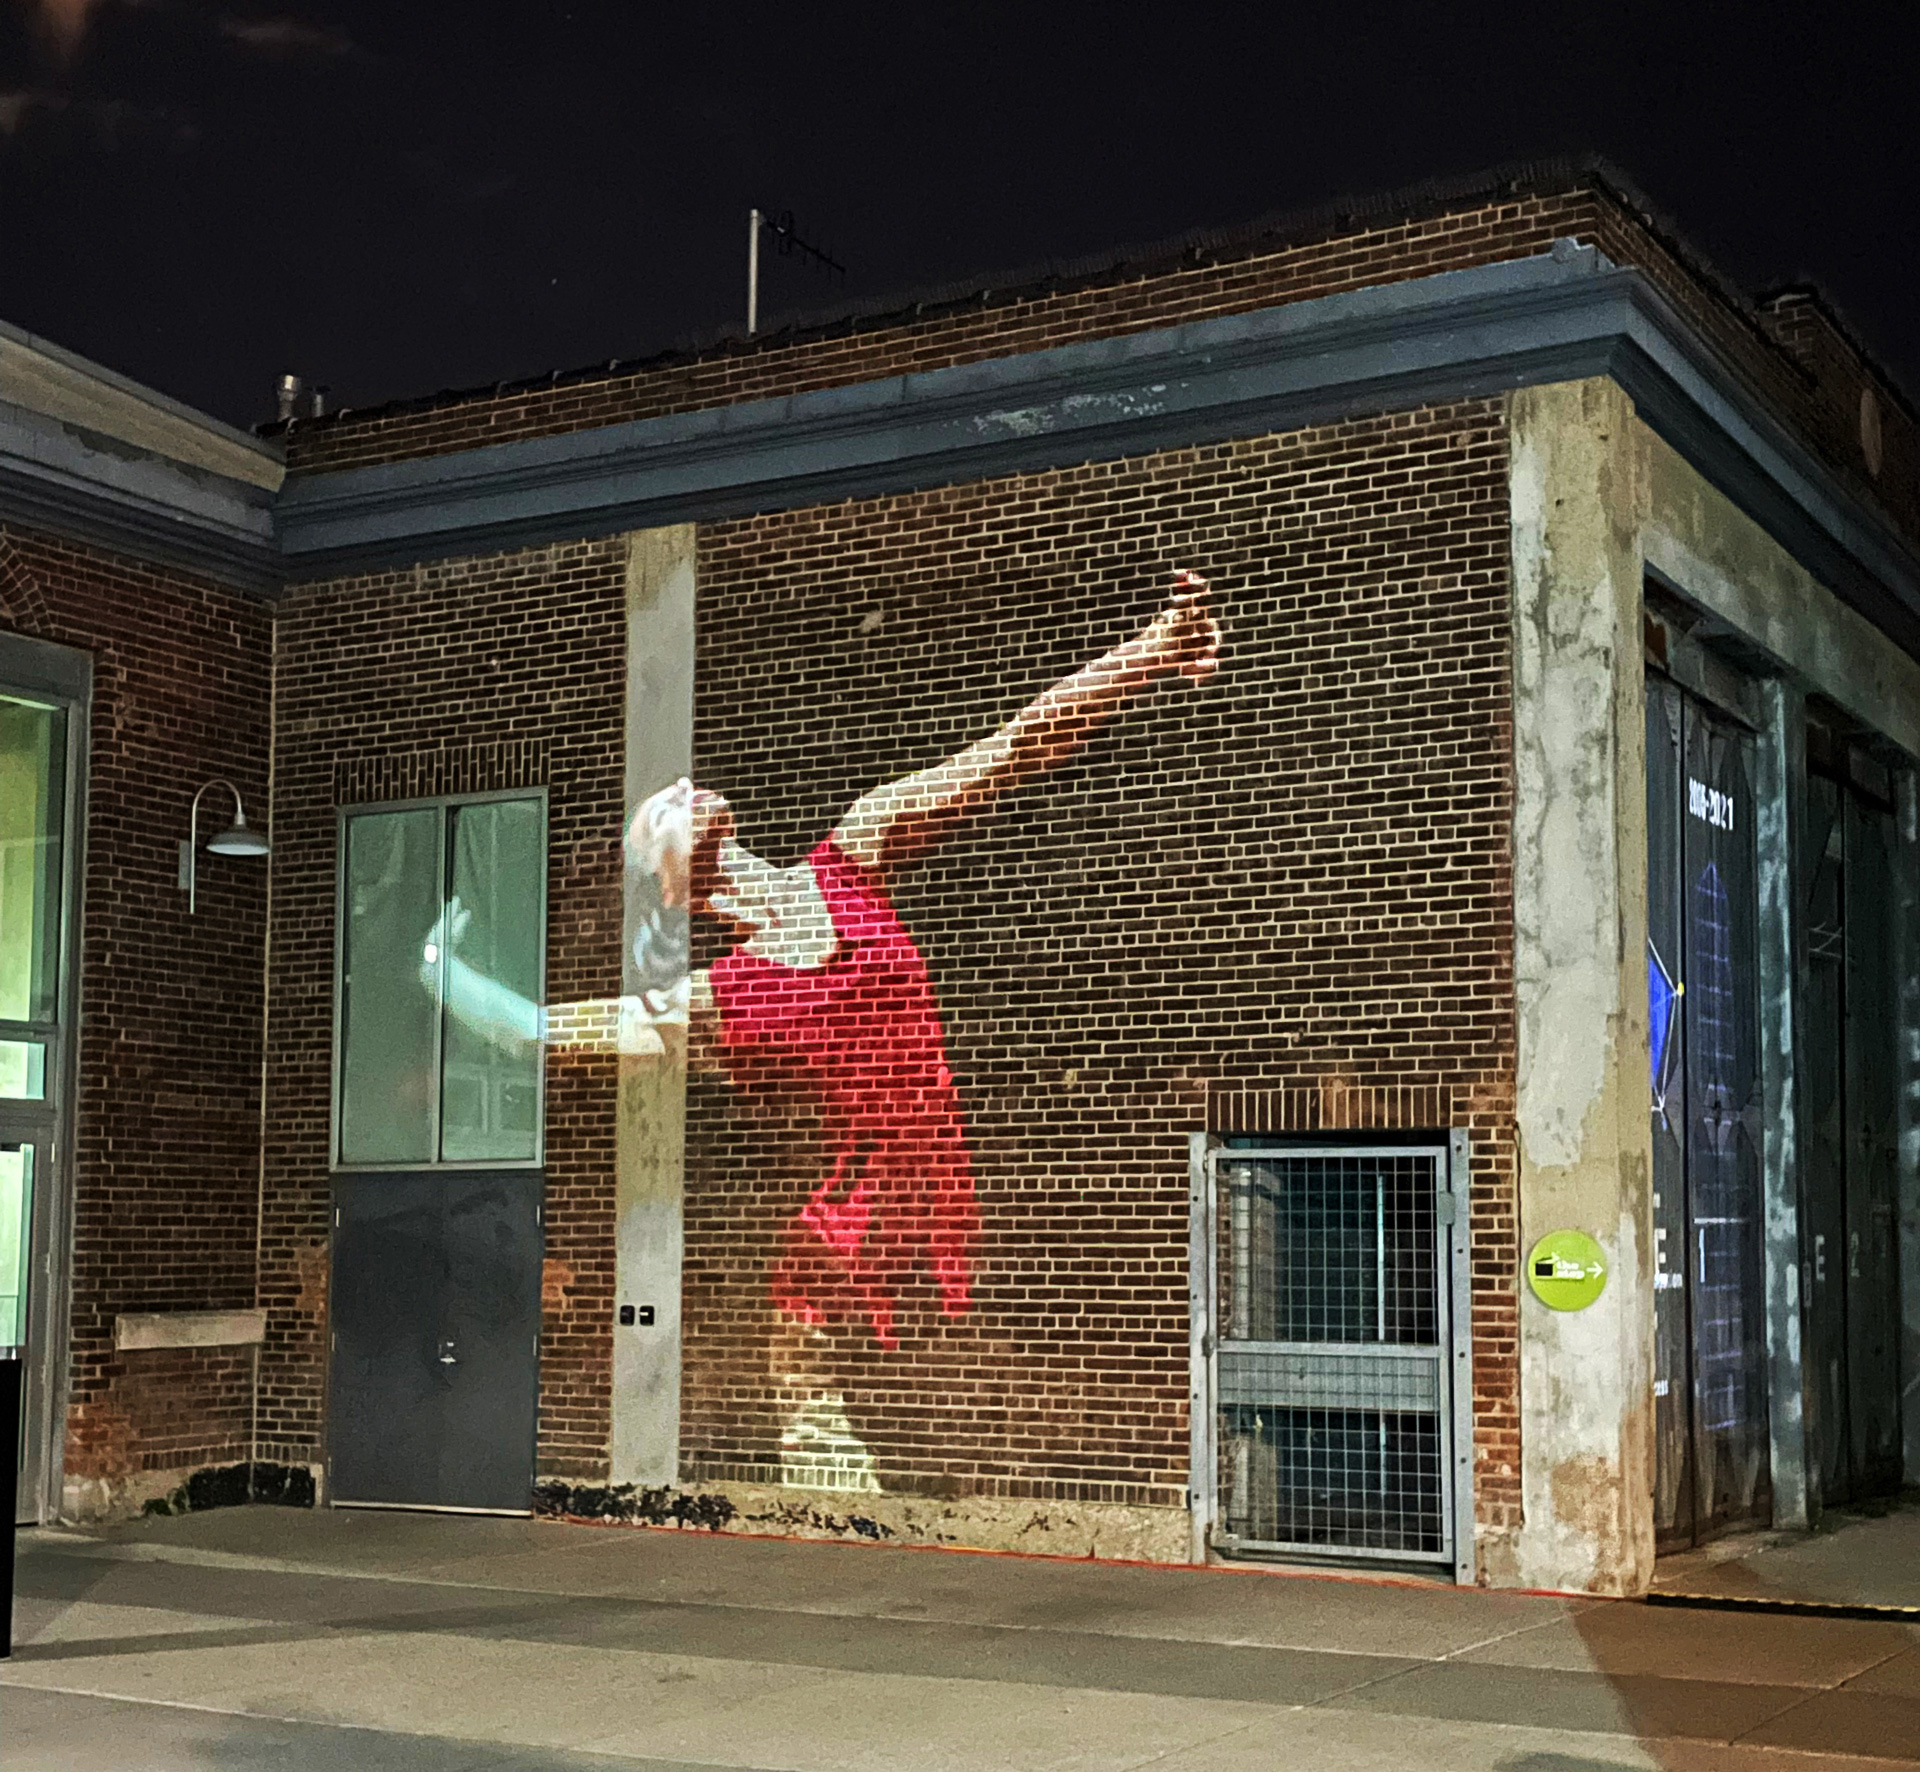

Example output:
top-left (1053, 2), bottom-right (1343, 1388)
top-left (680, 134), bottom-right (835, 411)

top-left (624, 573), bottom-right (1221, 1350)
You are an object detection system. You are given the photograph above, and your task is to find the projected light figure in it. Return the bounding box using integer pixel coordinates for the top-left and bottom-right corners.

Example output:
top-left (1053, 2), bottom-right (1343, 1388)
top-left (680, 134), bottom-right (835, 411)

top-left (1690, 857), bottom-right (1746, 1434)
top-left (429, 573), bottom-right (1222, 1351)
top-left (1648, 940), bottom-right (1681, 1126)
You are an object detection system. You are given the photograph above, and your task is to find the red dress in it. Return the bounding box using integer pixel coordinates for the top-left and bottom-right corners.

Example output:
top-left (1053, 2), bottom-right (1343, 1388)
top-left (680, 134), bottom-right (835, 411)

top-left (707, 839), bottom-right (977, 1350)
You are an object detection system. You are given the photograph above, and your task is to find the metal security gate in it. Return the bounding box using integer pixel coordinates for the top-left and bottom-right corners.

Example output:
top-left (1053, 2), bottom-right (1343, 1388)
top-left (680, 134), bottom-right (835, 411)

top-left (1190, 1135), bottom-right (1473, 1582)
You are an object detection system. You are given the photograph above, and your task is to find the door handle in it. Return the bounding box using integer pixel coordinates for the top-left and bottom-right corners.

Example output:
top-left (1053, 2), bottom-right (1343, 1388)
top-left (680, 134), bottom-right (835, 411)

top-left (438, 1339), bottom-right (457, 1366)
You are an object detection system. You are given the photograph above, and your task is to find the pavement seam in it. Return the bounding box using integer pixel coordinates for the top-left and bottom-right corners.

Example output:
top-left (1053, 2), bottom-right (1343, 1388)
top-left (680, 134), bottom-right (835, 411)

top-left (1838, 1645), bottom-right (1919, 1691)
top-left (1110, 1716), bottom-right (1270, 1771)
top-left (14, 1538), bottom-right (1489, 1664)
top-left (0, 1683), bottom-right (782, 1771)
top-left (1422, 1605), bottom-right (1605, 1664)
top-left (1717, 1680), bottom-right (1902, 1756)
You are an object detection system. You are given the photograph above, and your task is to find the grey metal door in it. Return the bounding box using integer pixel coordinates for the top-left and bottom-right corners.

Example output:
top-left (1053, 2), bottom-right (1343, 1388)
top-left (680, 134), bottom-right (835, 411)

top-left (1841, 792), bottom-right (1902, 1497)
top-left (1801, 759), bottom-right (1904, 1509)
top-left (1802, 767), bottom-right (1850, 1509)
top-left (330, 1170), bottom-right (542, 1511)
top-left (1194, 1137), bottom-right (1473, 1583)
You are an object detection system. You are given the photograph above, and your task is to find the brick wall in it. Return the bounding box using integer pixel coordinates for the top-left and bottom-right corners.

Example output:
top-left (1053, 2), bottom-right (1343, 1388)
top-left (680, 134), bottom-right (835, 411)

top-left (276, 173), bottom-right (1918, 553)
top-left (1757, 289), bottom-right (1920, 531)
top-left (278, 192), bottom-right (1595, 477)
top-left (262, 397), bottom-right (1520, 1530)
top-left (0, 524), bottom-right (271, 1488)
top-left (261, 542), bottom-right (628, 1472)
top-left (683, 404), bottom-right (1520, 1526)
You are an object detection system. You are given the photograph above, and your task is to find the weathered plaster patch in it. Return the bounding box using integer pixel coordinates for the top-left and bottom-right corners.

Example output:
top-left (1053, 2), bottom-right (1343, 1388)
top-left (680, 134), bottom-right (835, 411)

top-left (1642, 427), bottom-right (1920, 760)
top-left (1508, 379), bottom-right (1656, 1597)
top-left (534, 1476), bottom-right (1189, 1562)
top-left (1511, 383), bottom-right (1632, 1171)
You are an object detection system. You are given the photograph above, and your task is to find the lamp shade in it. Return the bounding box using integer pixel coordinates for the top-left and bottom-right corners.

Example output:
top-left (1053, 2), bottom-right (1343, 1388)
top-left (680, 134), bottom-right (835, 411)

top-left (207, 819), bottom-right (270, 858)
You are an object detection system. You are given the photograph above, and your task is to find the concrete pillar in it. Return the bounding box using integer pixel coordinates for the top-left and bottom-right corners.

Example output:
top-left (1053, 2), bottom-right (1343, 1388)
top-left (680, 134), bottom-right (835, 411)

top-left (1507, 379), bottom-right (1656, 1595)
top-left (1895, 771), bottom-right (1920, 1484)
top-left (611, 524), bottom-right (696, 1486)
top-left (1755, 678), bottom-right (1809, 1527)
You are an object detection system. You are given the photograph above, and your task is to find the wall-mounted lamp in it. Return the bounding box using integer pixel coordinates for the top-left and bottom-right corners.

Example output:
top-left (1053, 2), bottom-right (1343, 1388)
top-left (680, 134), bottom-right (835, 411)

top-left (179, 778), bottom-right (271, 915)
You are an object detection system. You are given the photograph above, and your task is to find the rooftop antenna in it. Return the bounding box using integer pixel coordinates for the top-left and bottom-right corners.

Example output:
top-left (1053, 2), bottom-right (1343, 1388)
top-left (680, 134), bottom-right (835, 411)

top-left (746, 207), bottom-right (847, 337)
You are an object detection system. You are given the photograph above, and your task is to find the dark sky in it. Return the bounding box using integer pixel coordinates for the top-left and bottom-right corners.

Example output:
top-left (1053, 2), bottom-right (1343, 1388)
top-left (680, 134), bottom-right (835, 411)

top-left (2, 0), bottom-right (1914, 433)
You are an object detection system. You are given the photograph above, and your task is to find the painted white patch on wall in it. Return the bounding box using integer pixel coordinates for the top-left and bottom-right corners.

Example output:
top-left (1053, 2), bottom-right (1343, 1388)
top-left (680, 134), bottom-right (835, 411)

top-left (1510, 404), bottom-right (1623, 1172)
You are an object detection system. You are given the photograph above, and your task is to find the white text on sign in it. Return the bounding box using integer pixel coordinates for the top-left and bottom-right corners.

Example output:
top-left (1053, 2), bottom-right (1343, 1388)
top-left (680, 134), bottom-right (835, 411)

top-left (1687, 777), bottom-right (1735, 832)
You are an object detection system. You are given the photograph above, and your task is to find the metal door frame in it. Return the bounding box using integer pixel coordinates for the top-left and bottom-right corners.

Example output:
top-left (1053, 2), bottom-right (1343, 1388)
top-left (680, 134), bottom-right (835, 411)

top-left (1189, 1131), bottom-right (1474, 1584)
top-left (1, 629), bottom-right (91, 1525)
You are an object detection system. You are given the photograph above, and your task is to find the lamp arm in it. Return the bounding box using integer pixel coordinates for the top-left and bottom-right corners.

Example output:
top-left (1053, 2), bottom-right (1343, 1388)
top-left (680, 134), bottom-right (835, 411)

top-left (186, 778), bottom-right (246, 917)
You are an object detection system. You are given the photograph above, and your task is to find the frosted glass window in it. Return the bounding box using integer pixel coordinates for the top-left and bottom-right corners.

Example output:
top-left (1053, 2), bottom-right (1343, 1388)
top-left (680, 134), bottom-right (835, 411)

top-left (336, 795), bottom-right (545, 1168)
top-left (338, 808), bottom-right (442, 1166)
top-left (0, 694), bottom-right (65, 1027)
top-left (440, 799), bottom-right (543, 1162)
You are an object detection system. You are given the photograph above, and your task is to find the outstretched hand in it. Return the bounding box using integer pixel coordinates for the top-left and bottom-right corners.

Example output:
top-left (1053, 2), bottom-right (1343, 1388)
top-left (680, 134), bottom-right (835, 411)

top-left (1140, 571), bottom-right (1221, 683)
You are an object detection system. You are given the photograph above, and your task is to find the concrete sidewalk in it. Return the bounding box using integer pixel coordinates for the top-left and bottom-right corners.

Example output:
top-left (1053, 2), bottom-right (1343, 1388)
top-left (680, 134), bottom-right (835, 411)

top-left (1653, 1498), bottom-right (1920, 1613)
top-left (5, 1506), bottom-right (1919, 1770)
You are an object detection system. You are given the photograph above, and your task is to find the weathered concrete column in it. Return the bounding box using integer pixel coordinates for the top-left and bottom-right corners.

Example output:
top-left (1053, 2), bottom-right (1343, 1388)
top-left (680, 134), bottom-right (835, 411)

top-left (1507, 379), bottom-right (1656, 1595)
top-left (611, 524), bottom-right (696, 1486)
top-left (1895, 770), bottom-right (1920, 1485)
top-left (1755, 677), bottom-right (1810, 1527)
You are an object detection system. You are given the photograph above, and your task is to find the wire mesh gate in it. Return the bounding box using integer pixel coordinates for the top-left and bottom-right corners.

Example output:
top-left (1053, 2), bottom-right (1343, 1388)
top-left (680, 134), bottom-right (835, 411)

top-left (1189, 1136), bottom-right (1474, 1582)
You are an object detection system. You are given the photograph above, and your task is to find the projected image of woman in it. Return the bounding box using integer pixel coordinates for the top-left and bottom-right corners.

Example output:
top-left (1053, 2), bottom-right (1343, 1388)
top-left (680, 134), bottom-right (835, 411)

top-left (437, 572), bottom-right (1220, 1350)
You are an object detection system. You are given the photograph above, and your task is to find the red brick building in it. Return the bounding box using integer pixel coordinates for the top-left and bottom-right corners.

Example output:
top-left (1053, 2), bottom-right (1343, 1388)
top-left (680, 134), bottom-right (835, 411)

top-left (4, 162), bottom-right (1916, 1594)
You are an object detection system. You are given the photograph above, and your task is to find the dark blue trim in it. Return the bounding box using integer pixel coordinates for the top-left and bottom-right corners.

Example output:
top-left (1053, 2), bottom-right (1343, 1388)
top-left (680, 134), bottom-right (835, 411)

top-left (270, 245), bottom-right (1920, 661)
top-left (278, 251), bottom-right (1619, 569)
top-left (0, 401), bottom-right (279, 592)
top-left (9, 243), bottom-right (1920, 662)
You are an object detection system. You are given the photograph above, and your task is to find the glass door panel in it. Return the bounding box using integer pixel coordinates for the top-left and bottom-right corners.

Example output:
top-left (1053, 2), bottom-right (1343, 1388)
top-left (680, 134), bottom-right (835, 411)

top-left (1649, 679), bottom-right (1770, 1549)
top-left (4, 1133), bottom-right (41, 1524)
top-left (1680, 700), bottom-right (1770, 1539)
top-left (0, 1138), bottom-right (31, 1348)
top-left (0, 639), bottom-right (83, 1528)
top-left (440, 798), bottom-right (543, 1163)
top-left (0, 1040), bottom-right (48, 1100)
top-left (0, 694), bottom-right (67, 1027)
top-left (338, 808), bottom-right (443, 1165)
top-left (1647, 680), bottom-right (1693, 1546)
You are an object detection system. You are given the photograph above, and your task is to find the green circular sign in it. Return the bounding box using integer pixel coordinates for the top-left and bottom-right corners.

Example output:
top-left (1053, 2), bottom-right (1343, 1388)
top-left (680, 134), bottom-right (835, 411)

top-left (1526, 1230), bottom-right (1609, 1311)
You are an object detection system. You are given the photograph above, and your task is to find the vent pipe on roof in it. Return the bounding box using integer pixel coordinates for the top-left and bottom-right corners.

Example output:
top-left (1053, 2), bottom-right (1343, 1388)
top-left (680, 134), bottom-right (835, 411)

top-left (276, 374), bottom-right (303, 423)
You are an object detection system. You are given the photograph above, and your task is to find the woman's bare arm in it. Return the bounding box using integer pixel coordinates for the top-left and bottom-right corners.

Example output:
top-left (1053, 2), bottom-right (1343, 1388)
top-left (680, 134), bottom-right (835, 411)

top-left (833, 572), bottom-right (1220, 879)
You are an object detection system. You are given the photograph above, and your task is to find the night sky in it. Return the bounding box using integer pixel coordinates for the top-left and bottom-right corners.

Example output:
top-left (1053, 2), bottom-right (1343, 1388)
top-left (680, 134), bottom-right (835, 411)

top-left (2, 1), bottom-right (1914, 433)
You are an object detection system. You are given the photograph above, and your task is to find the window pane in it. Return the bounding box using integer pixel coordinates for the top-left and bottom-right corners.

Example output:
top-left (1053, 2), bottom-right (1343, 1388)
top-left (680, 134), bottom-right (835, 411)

top-left (0, 1142), bottom-right (32, 1348)
top-left (0, 694), bottom-right (66, 1026)
top-left (0, 1041), bottom-right (47, 1101)
top-left (339, 808), bottom-right (441, 1165)
top-left (439, 799), bottom-right (543, 1162)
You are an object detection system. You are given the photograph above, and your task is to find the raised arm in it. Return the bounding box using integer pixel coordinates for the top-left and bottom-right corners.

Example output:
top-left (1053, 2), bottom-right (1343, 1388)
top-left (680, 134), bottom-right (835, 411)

top-left (832, 571), bottom-right (1220, 879)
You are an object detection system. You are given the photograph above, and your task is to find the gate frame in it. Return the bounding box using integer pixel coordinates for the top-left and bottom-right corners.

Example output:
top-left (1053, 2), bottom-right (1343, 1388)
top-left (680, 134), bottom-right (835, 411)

top-left (1188, 1130), bottom-right (1475, 1585)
